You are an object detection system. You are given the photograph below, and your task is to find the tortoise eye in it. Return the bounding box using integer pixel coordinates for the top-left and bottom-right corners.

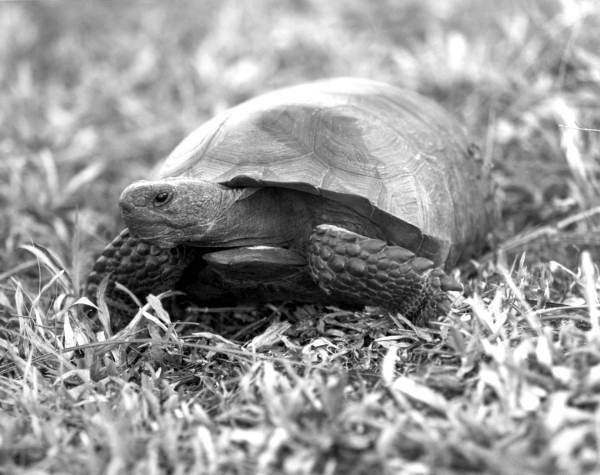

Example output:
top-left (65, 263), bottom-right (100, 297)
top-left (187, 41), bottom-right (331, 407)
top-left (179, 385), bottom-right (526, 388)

top-left (153, 191), bottom-right (172, 206)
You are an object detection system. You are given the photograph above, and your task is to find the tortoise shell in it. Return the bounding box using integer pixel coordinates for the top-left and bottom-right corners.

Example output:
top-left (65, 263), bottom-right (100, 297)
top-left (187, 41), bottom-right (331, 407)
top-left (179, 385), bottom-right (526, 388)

top-left (156, 78), bottom-right (493, 267)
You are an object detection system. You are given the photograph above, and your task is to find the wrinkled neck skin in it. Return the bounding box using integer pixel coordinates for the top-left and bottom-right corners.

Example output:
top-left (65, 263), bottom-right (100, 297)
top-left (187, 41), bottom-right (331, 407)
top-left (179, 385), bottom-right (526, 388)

top-left (200, 187), bottom-right (385, 252)
top-left (195, 186), bottom-right (300, 248)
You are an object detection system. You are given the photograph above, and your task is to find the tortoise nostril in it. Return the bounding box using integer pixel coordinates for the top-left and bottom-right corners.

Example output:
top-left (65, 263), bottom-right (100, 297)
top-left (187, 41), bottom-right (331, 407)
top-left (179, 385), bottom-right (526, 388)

top-left (120, 200), bottom-right (134, 213)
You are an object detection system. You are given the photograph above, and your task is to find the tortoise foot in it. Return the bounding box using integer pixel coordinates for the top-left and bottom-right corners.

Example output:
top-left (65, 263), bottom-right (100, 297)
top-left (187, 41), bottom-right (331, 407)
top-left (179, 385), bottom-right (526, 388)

top-left (86, 228), bottom-right (193, 329)
top-left (307, 225), bottom-right (461, 321)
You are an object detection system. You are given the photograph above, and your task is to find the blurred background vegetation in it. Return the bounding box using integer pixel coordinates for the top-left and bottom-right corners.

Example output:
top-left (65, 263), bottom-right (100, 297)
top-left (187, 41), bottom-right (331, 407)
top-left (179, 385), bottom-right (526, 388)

top-left (2, 1), bottom-right (600, 473)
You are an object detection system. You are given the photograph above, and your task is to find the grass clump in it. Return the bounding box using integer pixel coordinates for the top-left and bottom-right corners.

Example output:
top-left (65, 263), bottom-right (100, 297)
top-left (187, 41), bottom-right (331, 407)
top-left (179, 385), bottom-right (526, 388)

top-left (1, 1), bottom-right (600, 473)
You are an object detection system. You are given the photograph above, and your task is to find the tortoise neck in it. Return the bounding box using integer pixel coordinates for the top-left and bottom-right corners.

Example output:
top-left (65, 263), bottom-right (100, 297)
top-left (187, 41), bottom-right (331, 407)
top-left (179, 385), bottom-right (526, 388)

top-left (199, 187), bottom-right (307, 248)
top-left (201, 187), bottom-right (384, 250)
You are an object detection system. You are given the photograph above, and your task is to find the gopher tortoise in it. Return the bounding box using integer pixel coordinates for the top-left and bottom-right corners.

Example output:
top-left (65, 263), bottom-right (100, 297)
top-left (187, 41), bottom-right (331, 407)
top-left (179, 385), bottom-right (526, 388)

top-left (86, 77), bottom-right (495, 328)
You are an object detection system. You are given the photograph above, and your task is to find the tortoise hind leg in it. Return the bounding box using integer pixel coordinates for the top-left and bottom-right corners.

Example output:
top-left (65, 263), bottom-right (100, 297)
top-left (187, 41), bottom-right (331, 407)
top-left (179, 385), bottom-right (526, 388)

top-left (307, 225), bottom-right (461, 322)
top-left (86, 229), bottom-right (193, 330)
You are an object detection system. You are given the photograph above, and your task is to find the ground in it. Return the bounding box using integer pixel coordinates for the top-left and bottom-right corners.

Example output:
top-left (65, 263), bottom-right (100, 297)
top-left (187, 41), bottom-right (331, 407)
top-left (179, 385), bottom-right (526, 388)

top-left (1, 1), bottom-right (600, 474)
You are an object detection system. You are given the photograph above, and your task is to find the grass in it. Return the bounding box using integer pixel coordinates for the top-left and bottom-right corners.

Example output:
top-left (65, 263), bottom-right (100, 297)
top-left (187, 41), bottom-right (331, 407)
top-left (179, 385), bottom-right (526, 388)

top-left (1, 0), bottom-right (600, 473)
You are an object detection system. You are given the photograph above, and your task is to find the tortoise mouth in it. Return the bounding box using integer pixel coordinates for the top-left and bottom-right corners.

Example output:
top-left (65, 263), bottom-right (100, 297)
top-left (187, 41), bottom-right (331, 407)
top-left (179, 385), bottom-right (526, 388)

top-left (123, 212), bottom-right (240, 249)
top-left (120, 208), bottom-right (182, 247)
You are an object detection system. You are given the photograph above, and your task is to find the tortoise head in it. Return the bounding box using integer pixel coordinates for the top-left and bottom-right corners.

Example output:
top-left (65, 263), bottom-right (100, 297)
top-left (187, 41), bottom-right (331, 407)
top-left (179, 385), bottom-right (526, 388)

top-left (119, 177), bottom-right (254, 247)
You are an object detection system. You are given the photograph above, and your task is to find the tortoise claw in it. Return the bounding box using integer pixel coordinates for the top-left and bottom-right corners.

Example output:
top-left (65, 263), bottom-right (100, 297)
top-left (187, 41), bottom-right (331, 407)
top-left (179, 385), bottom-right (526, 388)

top-left (431, 268), bottom-right (462, 292)
top-left (440, 275), bottom-right (462, 292)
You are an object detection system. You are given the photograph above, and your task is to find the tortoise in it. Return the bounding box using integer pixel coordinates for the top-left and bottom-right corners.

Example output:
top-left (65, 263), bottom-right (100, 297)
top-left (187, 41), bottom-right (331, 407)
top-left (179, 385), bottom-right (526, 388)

top-left (86, 77), bottom-right (495, 329)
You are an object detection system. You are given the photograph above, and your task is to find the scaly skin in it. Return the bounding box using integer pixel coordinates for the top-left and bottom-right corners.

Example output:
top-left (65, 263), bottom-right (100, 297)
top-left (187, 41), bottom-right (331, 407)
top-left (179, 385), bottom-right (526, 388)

top-left (308, 225), bottom-right (461, 322)
top-left (86, 229), bottom-right (193, 329)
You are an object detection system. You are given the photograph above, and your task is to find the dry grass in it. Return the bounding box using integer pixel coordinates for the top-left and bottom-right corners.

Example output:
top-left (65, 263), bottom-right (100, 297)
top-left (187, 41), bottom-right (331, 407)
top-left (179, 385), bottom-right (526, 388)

top-left (1, 0), bottom-right (600, 473)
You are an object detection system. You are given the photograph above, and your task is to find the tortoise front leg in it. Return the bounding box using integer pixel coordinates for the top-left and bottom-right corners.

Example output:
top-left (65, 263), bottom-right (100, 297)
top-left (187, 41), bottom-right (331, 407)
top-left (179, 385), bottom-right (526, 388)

top-left (307, 225), bottom-right (461, 322)
top-left (85, 229), bottom-right (192, 330)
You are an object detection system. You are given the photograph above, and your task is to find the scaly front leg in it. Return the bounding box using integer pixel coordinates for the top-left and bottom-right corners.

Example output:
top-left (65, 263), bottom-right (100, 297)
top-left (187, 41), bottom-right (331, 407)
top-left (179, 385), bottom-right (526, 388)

top-left (307, 225), bottom-right (461, 322)
top-left (86, 229), bottom-right (192, 330)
